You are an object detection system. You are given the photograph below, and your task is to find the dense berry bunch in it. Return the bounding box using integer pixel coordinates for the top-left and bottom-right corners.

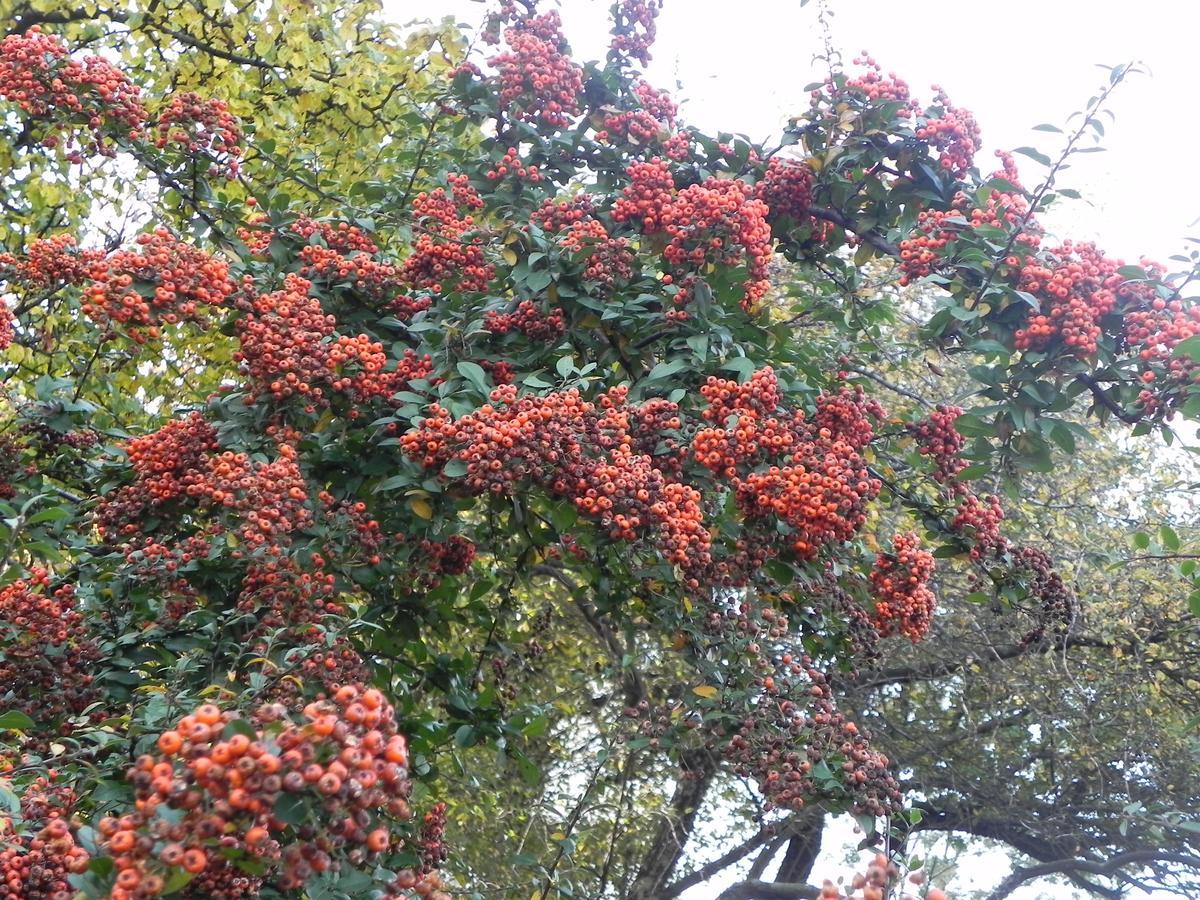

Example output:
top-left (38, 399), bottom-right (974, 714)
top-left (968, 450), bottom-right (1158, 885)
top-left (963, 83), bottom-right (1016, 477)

top-left (0, 570), bottom-right (101, 742)
top-left (755, 157), bottom-right (815, 226)
top-left (0, 776), bottom-right (90, 898)
top-left (908, 405), bottom-right (967, 486)
top-left (609, 0), bottom-right (664, 66)
top-left (918, 88), bottom-right (982, 176)
top-left (612, 156), bottom-right (676, 230)
top-left (295, 241), bottom-right (420, 317)
top-left (1012, 546), bottom-right (1075, 645)
top-left (154, 92), bottom-right (242, 176)
top-left (869, 533), bottom-right (936, 640)
top-left (1013, 241), bottom-right (1128, 356)
top-left (484, 300), bottom-right (565, 340)
top-left (952, 493), bottom-right (1006, 560)
top-left (812, 384), bottom-right (886, 450)
top-left (0, 816), bottom-right (91, 899)
top-left (98, 689), bottom-right (416, 899)
top-left (402, 175), bottom-right (494, 294)
top-left (838, 55), bottom-right (915, 106)
top-left (710, 605), bottom-right (901, 816)
top-left (530, 201), bottom-right (635, 294)
top-left (0, 234), bottom-right (104, 291)
top-left (617, 166), bottom-right (773, 310)
top-left (530, 195), bottom-right (595, 232)
top-left (488, 11), bottom-right (583, 128)
top-left (694, 370), bottom-right (882, 561)
top-left (99, 430), bottom-right (314, 555)
top-left (83, 228), bottom-right (235, 340)
top-left (601, 79), bottom-right (677, 145)
top-left (232, 274), bottom-right (433, 406)
top-left (700, 367), bottom-right (782, 423)
top-left (237, 560), bottom-right (343, 638)
top-left (0, 27), bottom-right (146, 159)
top-left (403, 385), bottom-right (712, 583)
top-left (234, 274), bottom-right (336, 403)
top-left (121, 413), bottom-right (220, 506)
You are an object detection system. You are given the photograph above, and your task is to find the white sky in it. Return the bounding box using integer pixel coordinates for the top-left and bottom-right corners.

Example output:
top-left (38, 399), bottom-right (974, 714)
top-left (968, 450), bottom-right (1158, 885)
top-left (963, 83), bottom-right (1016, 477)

top-left (392, 1), bottom-right (1198, 896)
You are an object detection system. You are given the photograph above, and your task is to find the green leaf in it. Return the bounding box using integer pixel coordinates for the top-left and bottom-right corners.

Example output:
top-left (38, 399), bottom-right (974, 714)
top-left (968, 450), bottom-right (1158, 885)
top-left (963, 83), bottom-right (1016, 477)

top-left (162, 868), bottom-right (196, 895)
top-left (1159, 525), bottom-right (1181, 552)
top-left (1173, 336), bottom-right (1200, 361)
top-left (645, 358), bottom-right (688, 383)
top-left (457, 360), bottom-right (490, 395)
top-left (1013, 146), bottom-right (1052, 167)
top-left (0, 710), bottom-right (36, 731)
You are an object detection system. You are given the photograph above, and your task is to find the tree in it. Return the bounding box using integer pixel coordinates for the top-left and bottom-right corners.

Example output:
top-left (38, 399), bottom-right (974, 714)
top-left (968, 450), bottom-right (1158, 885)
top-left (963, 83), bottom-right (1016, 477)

top-left (0, 2), bottom-right (1197, 899)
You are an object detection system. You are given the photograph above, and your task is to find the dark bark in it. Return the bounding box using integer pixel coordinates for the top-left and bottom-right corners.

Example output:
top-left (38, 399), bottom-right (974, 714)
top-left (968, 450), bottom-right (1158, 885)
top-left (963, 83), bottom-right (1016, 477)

top-left (628, 751), bottom-right (717, 900)
top-left (716, 880), bottom-right (820, 900)
top-left (773, 815), bottom-right (825, 884)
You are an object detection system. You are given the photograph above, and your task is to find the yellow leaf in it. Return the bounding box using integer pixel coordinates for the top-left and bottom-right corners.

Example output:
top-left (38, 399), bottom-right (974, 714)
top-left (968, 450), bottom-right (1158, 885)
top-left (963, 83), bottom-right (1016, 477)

top-left (409, 497), bottom-right (433, 520)
top-left (502, 247), bottom-right (519, 265)
top-left (693, 685), bottom-right (719, 699)
top-left (550, 832), bottom-right (566, 841)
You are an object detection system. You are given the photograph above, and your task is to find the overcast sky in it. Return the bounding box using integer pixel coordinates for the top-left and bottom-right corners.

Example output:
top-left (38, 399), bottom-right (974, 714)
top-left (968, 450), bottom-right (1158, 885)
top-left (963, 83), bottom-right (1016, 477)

top-left (391, 2), bottom-right (1198, 896)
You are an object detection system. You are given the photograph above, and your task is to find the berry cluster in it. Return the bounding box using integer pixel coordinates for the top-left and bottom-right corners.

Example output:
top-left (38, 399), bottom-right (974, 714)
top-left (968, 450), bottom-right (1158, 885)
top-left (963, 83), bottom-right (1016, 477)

top-left (952, 493), bottom-right (1006, 560)
top-left (99, 429), bottom-right (314, 555)
top-left (693, 370), bottom-right (883, 561)
top-left (918, 88), bottom-right (982, 176)
top-left (233, 273), bottom-right (433, 406)
top-left (530, 196), bottom-right (594, 232)
top-left (615, 161), bottom-right (773, 311)
top-left (0, 234), bottom-right (103, 292)
top-left (755, 157), bottom-right (814, 226)
top-left (869, 533), bottom-right (937, 640)
top-left (83, 228), bottom-right (235, 340)
top-left (0, 27), bottom-right (146, 160)
top-left (700, 605), bottom-right (901, 816)
top-left (0, 570), bottom-right (101, 744)
top-left (484, 300), bottom-right (565, 341)
top-left (601, 79), bottom-right (677, 146)
top-left (898, 167), bottom-right (1035, 287)
top-left (488, 11), bottom-right (583, 128)
top-left (237, 560), bottom-right (343, 639)
top-left (1012, 241), bottom-right (1126, 356)
top-left (0, 790), bottom-right (91, 899)
top-left (98, 689), bottom-right (416, 899)
top-left (609, 0), bottom-right (664, 66)
top-left (485, 146), bottom-right (544, 184)
top-left (1012, 545), bottom-right (1074, 646)
top-left (530, 201), bottom-right (635, 294)
top-left (154, 92), bottom-right (242, 177)
top-left (839, 55), bottom-right (915, 106)
top-left (908, 404), bottom-right (966, 484)
top-left (402, 175), bottom-right (494, 294)
top-left (403, 385), bottom-right (712, 584)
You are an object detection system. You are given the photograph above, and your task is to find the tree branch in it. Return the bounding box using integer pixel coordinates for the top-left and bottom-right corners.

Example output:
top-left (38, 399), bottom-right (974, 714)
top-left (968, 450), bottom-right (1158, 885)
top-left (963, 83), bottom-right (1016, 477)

top-left (807, 205), bottom-right (899, 257)
top-left (716, 880), bottom-right (820, 900)
top-left (984, 849), bottom-right (1200, 900)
